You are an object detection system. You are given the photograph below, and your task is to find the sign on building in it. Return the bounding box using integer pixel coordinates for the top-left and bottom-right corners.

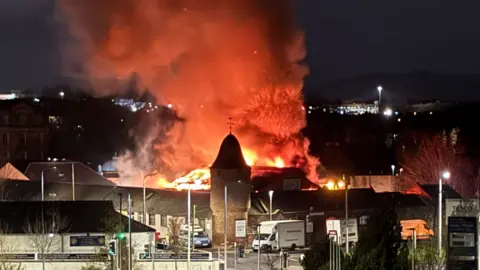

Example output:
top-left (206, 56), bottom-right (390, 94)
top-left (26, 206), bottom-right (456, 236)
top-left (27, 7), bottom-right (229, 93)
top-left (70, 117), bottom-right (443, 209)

top-left (445, 199), bottom-right (479, 225)
top-left (70, 235), bottom-right (106, 247)
top-left (235, 219), bottom-right (247, 238)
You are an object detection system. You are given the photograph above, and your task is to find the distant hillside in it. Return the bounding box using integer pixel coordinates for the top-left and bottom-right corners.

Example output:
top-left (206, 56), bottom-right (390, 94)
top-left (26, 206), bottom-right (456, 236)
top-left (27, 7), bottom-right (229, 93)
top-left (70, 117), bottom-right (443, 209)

top-left (307, 72), bottom-right (480, 102)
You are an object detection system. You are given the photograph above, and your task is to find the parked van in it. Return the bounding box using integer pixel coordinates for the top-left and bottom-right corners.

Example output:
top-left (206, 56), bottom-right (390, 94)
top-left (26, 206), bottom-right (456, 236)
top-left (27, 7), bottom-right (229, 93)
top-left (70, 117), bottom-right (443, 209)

top-left (252, 220), bottom-right (305, 252)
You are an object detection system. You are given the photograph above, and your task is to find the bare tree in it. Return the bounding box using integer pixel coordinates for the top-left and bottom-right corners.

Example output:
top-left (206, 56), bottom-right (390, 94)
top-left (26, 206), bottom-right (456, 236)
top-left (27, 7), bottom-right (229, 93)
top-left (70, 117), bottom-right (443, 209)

top-left (0, 223), bottom-right (24, 270)
top-left (401, 133), bottom-right (470, 196)
top-left (262, 253), bottom-right (280, 270)
top-left (23, 205), bottom-right (69, 270)
top-left (167, 217), bottom-right (182, 270)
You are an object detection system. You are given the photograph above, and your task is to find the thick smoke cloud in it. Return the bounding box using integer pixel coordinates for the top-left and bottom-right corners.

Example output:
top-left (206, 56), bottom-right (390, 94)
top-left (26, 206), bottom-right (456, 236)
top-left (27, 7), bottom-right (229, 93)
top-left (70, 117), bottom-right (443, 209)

top-left (57, 0), bottom-right (317, 182)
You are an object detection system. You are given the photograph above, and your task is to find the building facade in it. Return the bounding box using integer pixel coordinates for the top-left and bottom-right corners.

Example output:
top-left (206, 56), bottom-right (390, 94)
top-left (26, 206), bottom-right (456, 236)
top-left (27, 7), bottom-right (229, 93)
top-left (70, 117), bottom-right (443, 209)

top-left (0, 102), bottom-right (48, 163)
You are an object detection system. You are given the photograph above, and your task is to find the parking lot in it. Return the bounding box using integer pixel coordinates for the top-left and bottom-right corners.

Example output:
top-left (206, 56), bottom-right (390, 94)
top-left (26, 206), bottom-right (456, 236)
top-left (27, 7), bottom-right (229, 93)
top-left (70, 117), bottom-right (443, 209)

top-left (210, 249), bottom-right (304, 270)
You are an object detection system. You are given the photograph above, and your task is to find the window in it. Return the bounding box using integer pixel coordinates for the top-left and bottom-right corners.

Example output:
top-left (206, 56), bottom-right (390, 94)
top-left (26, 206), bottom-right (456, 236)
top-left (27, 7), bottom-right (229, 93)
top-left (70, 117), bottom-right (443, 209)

top-left (161, 215), bottom-right (168, 227)
top-left (149, 213), bottom-right (156, 226)
top-left (2, 133), bottom-right (8, 146)
top-left (359, 215), bottom-right (369, 225)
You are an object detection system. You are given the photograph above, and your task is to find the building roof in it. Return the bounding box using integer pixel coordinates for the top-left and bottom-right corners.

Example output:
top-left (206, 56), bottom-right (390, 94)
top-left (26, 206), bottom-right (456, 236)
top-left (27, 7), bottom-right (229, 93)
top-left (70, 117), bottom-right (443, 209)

top-left (211, 134), bottom-right (249, 169)
top-left (0, 163), bottom-right (29, 181)
top-left (24, 162), bottom-right (115, 186)
top-left (250, 166), bottom-right (318, 191)
top-left (0, 201), bottom-right (154, 234)
top-left (250, 188), bottom-right (431, 215)
top-left (419, 184), bottom-right (462, 202)
top-left (0, 180), bottom-right (212, 218)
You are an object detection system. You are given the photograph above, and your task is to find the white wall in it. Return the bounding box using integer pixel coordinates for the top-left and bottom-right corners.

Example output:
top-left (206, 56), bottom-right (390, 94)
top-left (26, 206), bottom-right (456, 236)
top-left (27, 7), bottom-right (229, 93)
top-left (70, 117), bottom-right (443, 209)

top-left (0, 232), bottom-right (153, 255)
top-left (4, 260), bottom-right (221, 270)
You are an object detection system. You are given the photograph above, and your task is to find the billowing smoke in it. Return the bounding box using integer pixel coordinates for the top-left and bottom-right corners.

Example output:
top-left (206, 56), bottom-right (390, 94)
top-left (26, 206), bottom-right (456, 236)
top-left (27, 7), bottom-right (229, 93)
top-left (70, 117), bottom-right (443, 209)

top-left (57, 0), bottom-right (319, 184)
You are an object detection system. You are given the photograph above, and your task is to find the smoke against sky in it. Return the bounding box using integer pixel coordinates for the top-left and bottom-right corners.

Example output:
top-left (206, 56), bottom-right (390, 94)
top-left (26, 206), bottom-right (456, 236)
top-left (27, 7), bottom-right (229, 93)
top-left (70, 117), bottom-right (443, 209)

top-left (57, 0), bottom-right (318, 182)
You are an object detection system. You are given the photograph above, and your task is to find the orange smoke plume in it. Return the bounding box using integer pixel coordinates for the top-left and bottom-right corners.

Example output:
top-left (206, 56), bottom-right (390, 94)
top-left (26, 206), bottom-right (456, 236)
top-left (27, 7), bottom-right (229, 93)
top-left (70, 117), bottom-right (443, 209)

top-left (57, 0), bottom-right (319, 183)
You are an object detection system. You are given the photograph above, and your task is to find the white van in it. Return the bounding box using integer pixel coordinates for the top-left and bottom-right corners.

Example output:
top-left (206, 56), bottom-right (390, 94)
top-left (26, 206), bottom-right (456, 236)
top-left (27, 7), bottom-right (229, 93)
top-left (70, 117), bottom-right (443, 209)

top-left (252, 220), bottom-right (305, 252)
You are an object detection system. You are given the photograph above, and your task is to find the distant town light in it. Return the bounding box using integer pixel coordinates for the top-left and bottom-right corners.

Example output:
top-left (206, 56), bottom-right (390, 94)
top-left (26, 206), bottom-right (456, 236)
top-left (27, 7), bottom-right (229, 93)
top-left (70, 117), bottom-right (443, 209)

top-left (383, 108), bottom-right (393, 116)
top-left (59, 92), bottom-right (65, 98)
top-left (33, 98), bottom-right (40, 102)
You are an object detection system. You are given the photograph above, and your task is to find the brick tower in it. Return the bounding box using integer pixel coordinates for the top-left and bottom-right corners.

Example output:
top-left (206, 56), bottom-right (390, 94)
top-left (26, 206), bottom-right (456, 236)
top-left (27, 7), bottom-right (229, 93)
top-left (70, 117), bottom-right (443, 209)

top-left (210, 133), bottom-right (251, 247)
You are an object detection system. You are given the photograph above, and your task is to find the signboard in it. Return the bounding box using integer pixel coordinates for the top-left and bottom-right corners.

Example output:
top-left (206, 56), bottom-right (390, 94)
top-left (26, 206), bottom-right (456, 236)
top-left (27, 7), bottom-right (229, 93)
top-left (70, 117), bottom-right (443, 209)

top-left (447, 216), bottom-right (478, 270)
top-left (446, 199), bottom-right (479, 225)
top-left (306, 222), bottom-right (314, 233)
top-left (326, 219), bottom-right (342, 242)
top-left (340, 218), bottom-right (359, 244)
top-left (70, 235), bottom-right (105, 247)
top-left (39, 253), bottom-right (108, 261)
top-left (0, 254), bottom-right (35, 261)
top-left (138, 252), bottom-right (210, 260)
top-left (235, 220), bottom-right (247, 238)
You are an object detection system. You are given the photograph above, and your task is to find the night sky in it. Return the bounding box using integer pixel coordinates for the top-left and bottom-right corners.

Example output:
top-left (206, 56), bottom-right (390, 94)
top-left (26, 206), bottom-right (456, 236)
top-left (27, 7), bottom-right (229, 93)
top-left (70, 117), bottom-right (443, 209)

top-left (2, 0), bottom-right (480, 99)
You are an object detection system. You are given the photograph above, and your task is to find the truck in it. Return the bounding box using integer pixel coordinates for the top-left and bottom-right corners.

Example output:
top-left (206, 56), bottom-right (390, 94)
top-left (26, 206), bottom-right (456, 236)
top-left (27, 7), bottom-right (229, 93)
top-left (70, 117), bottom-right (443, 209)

top-left (252, 220), bottom-right (305, 252)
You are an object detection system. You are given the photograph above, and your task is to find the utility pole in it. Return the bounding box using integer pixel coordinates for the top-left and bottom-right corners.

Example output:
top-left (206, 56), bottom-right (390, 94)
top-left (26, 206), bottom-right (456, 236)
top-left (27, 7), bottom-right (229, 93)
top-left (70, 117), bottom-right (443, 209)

top-left (128, 191), bottom-right (132, 270)
top-left (344, 174), bottom-right (349, 254)
top-left (224, 185), bottom-right (228, 269)
top-left (71, 162), bottom-right (75, 201)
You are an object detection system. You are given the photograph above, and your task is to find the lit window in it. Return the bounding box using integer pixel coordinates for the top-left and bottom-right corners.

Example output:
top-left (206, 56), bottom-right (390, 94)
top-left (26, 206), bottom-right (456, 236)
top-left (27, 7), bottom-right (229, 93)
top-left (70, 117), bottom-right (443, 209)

top-left (359, 215), bottom-right (369, 225)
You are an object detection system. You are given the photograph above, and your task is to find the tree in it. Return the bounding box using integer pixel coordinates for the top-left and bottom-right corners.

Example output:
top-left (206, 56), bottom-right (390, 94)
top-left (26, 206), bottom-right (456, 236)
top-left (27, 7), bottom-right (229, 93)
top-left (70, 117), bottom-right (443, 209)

top-left (263, 253), bottom-right (280, 270)
top-left (400, 132), bottom-right (470, 196)
top-left (343, 208), bottom-right (408, 270)
top-left (167, 217), bottom-right (182, 270)
top-left (23, 205), bottom-right (69, 270)
top-left (411, 240), bottom-right (445, 270)
top-left (84, 210), bottom-right (138, 270)
top-left (0, 223), bottom-right (24, 270)
top-left (301, 238), bottom-right (330, 270)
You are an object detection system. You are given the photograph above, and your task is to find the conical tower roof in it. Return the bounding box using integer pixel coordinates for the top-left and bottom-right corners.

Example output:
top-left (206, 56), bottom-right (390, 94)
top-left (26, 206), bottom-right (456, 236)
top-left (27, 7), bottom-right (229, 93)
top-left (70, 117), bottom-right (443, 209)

top-left (211, 134), bottom-right (248, 169)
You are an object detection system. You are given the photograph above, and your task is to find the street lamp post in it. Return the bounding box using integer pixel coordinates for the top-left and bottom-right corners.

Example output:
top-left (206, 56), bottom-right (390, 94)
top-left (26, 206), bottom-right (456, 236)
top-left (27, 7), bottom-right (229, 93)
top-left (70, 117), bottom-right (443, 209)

top-left (224, 185), bottom-right (228, 270)
top-left (268, 190), bottom-right (274, 221)
top-left (391, 165), bottom-right (395, 176)
top-left (187, 184), bottom-right (191, 270)
top-left (438, 170), bottom-right (450, 254)
top-left (41, 167), bottom-right (57, 201)
top-left (377, 85), bottom-right (383, 108)
top-left (344, 175), bottom-right (349, 254)
top-left (143, 172), bottom-right (158, 224)
top-left (128, 191), bottom-right (133, 270)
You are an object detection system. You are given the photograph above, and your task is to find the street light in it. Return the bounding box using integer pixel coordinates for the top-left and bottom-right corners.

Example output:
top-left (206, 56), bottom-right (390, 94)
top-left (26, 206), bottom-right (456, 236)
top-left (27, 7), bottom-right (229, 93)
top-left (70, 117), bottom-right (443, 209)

top-left (268, 190), bottom-right (274, 221)
top-left (391, 165), bottom-right (395, 176)
top-left (377, 85), bottom-right (383, 107)
top-left (438, 170), bottom-right (450, 255)
top-left (41, 167), bottom-right (57, 201)
top-left (143, 172), bottom-right (158, 224)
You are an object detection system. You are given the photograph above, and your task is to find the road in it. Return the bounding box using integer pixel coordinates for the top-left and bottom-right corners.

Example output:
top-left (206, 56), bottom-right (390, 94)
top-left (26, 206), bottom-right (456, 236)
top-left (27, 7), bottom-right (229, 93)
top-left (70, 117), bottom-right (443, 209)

top-left (209, 249), bottom-right (304, 270)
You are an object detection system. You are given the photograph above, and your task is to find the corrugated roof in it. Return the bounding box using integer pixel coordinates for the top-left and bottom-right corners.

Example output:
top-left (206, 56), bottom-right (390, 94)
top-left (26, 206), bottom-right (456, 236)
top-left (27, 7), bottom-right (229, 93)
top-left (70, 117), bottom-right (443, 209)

top-left (25, 162), bottom-right (115, 186)
top-left (0, 200), bottom-right (154, 234)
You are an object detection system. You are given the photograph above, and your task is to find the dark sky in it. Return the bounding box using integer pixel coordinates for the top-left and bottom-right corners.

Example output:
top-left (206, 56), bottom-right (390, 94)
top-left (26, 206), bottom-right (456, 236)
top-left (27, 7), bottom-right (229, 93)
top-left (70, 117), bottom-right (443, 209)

top-left (2, 0), bottom-right (480, 99)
